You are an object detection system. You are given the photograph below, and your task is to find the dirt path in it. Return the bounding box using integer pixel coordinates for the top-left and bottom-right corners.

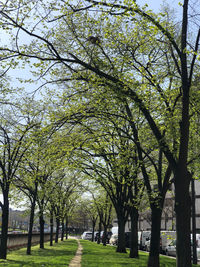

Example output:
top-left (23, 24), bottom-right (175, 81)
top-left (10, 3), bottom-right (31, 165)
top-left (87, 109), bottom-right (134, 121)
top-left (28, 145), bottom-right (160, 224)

top-left (69, 239), bottom-right (83, 267)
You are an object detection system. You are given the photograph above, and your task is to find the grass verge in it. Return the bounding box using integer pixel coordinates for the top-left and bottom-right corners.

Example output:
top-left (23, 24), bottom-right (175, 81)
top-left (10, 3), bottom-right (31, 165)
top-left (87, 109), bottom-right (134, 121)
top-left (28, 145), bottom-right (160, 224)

top-left (80, 240), bottom-right (199, 267)
top-left (0, 239), bottom-right (78, 266)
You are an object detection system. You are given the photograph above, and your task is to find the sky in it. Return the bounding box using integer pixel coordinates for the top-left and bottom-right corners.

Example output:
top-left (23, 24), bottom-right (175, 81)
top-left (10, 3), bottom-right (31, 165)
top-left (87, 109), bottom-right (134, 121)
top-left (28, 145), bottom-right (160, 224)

top-left (137, 0), bottom-right (181, 12)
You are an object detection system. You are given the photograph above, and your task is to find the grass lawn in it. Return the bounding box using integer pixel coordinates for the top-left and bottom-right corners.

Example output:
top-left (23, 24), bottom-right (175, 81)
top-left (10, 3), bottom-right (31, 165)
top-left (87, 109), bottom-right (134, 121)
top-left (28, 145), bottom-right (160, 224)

top-left (80, 240), bottom-right (199, 267)
top-left (0, 239), bottom-right (78, 266)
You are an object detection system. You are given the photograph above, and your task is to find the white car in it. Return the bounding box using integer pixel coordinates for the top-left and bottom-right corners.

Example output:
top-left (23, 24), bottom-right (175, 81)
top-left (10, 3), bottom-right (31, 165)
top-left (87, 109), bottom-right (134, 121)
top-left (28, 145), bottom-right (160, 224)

top-left (145, 239), bottom-right (150, 252)
top-left (139, 231), bottom-right (151, 250)
top-left (165, 240), bottom-right (176, 256)
top-left (145, 231), bottom-right (176, 253)
top-left (109, 234), bottom-right (118, 245)
top-left (165, 239), bottom-right (200, 259)
top-left (81, 231), bottom-right (93, 240)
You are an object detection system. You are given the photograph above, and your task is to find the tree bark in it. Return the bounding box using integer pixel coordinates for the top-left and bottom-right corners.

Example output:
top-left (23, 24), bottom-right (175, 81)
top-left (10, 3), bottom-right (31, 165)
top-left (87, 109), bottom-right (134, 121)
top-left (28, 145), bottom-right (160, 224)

top-left (27, 194), bottom-right (36, 255)
top-left (147, 206), bottom-right (162, 267)
top-left (175, 169), bottom-right (191, 267)
top-left (65, 217), bottom-right (68, 240)
top-left (116, 215), bottom-right (126, 253)
top-left (174, 1), bottom-right (191, 266)
top-left (92, 220), bottom-right (96, 242)
top-left (39, 214), bottom-right (45, 249)
top-left (55, 217), bottom-right (60, 243)
top-left (97, 220), bottom-right (102, 244)
top-left (50, 210), bottom-right (54, 246)
top-left (0, 192), bottom-right (9, 259)
top-left (129, 206), bottom-right (139, 258)
top-left (61, 220), bottom-right (64, 241)
top-left (102, 226), bottom-right (107, 246)
top-left (191, 178), bottom-right (197, 264)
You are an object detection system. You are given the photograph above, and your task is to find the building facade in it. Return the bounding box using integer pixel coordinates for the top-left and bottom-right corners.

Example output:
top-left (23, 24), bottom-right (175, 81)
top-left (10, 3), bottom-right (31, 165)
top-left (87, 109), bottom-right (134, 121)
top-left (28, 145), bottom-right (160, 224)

top-left (137, 180), bottom-right (200, 233)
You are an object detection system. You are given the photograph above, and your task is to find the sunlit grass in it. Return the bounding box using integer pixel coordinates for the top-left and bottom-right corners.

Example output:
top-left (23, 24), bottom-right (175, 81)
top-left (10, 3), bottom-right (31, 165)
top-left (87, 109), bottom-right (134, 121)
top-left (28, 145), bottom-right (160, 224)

top-left (0, 239), bottom-right (78, 266)
top-left (80, 240), bottom-right (199, 267)
top-left (0, 238), bottom-right (199, 267)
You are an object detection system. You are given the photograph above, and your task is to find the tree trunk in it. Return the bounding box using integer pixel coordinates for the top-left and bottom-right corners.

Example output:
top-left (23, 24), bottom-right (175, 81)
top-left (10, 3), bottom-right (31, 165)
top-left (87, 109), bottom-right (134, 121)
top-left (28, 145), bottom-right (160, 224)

top-left (55, 217), bottom-right (60, 243)
top-left (147, 206), bottom-right (162, 267)
top-left (116, 215), bottom-right (126, 253)
top-left (191, 178), bottom-right (197, 264)
top-left (97, 221), bottom-right (102, 244)
top-left (102, 226), bottom-right (107, 246)
top-left (61, 220), bottom-right (64, 241)
top-left (27, 194), bottom-right (36, 255)
top-left (175, 169), bottom-right (191, 267)
top-left (39, 214), bottom-right (45, 249)
top-left (50, 210), bottom-right (54, 246)
top-left (175, 2), bottom-right (191, 264)
top-left (65, 217), bottom-right (68, 240)
top-left (92, 220), bottom-right (96, 242)
top-left (0, 192), bottom-right (9, 259)
top-left (129, 207), bottom-right (139, 258)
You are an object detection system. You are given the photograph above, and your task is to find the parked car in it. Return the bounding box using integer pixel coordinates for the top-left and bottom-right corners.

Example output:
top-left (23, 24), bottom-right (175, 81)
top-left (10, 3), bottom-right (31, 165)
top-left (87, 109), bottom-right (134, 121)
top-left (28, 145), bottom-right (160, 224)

top-left (144, 239), bottom-right (150, 252)
top-left (191, 240), bottom-right (200, 260)
top-left (109, 233), bottom-right (118, 245)
top-left (110, 232), bottom-right (131, 247)
top-left (139, 231), bottom-right (151, 250)
top-left (111, 226), bottom-right (118, 235)
top-left (160, 231), bottom-right (176, 253)
top-left (81, 231), bottom-right (93, 240)
top-left (145, 231), bottom-right (176, 253)
top-left (94, 232), bottom-right (100, 242)
top-left (138, 231), bottom-right (142, 249)
top-left (98, 231), bottom-right (104, 242)
top-left (165, 238), bottom-right (200, 259)
top-left (165, 240), bottom-right (176, 257)
top-left (11, 231), bottom-right (23, 234)
top-left (101, 231), bottom-right (112, 243)
top-left (93, 231), bottom-right (98, 241)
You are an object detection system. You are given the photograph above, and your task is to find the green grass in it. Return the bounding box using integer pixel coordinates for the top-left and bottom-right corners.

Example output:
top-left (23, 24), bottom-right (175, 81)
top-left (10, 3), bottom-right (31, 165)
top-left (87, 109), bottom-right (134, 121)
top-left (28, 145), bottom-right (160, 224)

top-left (80, 240), bottom-right (199, 267)
top-left (1, 238), bottom-right (199, 267)
top-left (0, 239), bottom-right (78, 266)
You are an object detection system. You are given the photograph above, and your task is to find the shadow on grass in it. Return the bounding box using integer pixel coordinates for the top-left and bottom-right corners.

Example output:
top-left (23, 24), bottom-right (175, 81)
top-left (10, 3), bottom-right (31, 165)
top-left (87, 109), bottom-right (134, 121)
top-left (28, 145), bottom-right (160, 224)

top-left (0, 239), bottom-right (78, 266)
top-left (80, 240), bottom-right (178, 267)
top-left (0, 259), bottom-right (71, 266)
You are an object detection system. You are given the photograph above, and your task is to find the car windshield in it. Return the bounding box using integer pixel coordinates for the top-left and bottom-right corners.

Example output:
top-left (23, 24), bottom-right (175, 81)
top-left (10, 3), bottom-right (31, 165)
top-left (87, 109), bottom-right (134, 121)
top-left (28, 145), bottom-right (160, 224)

top-left (169, 240), bottom-right (176, 246)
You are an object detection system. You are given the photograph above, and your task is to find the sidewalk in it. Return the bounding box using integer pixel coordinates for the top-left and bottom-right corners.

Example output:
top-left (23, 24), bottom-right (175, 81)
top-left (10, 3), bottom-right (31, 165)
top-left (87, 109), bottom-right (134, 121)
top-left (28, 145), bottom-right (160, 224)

top-left (69, 239), bottom-right (83, 267)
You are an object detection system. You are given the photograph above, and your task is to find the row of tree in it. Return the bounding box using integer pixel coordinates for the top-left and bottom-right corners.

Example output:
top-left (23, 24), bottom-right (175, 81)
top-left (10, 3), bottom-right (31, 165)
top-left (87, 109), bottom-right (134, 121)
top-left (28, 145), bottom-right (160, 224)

top-left (0, 1), bottom-right (199, 267)
top-left (0, 97), bottom-right (85, 258)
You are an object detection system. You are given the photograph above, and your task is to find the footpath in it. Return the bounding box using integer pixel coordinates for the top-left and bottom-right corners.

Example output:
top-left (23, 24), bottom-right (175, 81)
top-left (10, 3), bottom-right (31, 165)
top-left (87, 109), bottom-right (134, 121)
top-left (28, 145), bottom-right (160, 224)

top-left (69, 238), bottom-right (83, 267)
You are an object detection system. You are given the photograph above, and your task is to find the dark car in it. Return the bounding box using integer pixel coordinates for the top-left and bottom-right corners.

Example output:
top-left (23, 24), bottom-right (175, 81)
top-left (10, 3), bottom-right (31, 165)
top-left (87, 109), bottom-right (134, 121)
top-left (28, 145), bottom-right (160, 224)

top-left (94, 232), bottom-right (100, 242)
top-left (101, 231), bottom-right (112, 243)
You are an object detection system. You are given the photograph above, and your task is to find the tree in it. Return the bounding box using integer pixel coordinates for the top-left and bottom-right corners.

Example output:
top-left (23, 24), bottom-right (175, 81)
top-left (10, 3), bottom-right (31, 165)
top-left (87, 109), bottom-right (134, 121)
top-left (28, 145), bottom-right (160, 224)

top-left (80, 198), bottom-right (99, 242)
top-left (22, 128), bottom-right (68, 249)
top-left (80, 2), bottom-right (198, 266)
top-left (14, 170), bottom-right (38, 255)
top-left (13, 116), bottom-right (46, 255)
top-left (86, 187), bottom-right (114, 245)
top-left (0, 1), bottom-right (199, 266)
top-left (66, 109), bottom-right (142, 254)
top-left (0, 100), bottom-right (39, 259)
top-left (49, 170), bottom-right (81, 243)
top-left (95, 191), bottom-right (113, 246)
